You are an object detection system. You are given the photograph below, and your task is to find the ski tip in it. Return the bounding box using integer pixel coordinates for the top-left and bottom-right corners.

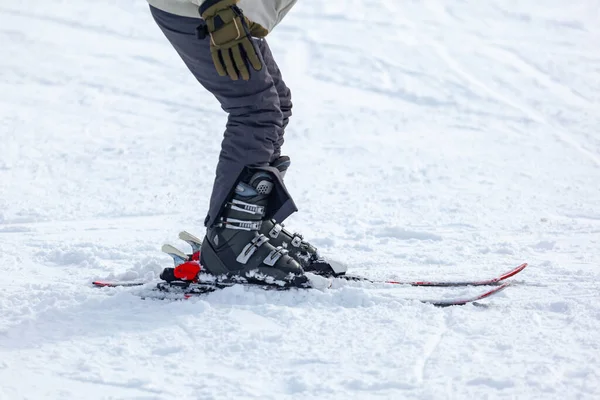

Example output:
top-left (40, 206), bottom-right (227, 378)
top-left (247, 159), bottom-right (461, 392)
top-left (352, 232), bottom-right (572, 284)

top-left (499, 263), bottom-right (528, 280)
top-left (470, 281), bottom-right (512, 302)
top-left (487, 281), bottom-right (511, 294)
top-left (426, 281), bottom-right (512, 307)
top-left (92, 281), bottom-right (111, 287)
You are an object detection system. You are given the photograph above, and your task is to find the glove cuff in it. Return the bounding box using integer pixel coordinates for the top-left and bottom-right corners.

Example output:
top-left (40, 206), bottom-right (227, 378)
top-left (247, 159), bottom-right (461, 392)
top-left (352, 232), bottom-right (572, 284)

top-left (199, 0), bottom-right (239, 18)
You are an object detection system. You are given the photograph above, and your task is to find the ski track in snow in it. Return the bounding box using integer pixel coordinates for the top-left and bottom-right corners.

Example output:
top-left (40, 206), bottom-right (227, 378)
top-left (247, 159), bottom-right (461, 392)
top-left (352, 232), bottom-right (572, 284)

top-left (1, 0), bottom-right (600, 399)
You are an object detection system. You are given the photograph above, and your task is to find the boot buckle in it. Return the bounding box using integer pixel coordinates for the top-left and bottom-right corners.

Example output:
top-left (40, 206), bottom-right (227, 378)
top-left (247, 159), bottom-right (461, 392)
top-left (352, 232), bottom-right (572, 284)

top-left (264, 246), bottom-right (289, 266)
top-left (269, 223), bottom-right (282, 238)
top-left (291, 235), bottom-right (303, 247)
top-left (237, 234), bottom-right (269, 264)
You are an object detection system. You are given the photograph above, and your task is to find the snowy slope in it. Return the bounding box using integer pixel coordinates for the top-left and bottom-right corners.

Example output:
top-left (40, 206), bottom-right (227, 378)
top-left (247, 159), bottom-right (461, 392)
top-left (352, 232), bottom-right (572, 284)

top-left (1, 0), bottom-right (600, 398)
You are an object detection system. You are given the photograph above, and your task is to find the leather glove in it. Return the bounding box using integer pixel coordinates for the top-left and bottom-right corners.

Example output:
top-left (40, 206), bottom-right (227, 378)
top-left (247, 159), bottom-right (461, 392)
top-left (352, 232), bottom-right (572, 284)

top-left (198, 0), bottom-right (265, 80)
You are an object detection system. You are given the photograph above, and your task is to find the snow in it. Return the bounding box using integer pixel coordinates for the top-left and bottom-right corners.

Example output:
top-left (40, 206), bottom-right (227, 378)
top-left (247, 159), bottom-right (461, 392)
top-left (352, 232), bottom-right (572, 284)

top-left (1, 0), bottom-right (600, 398)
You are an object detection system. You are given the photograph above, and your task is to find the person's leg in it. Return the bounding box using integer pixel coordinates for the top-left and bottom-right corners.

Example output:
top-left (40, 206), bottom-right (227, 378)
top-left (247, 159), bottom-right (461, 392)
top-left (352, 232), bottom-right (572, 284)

top-left (149, 6), bottom-right (295, 228)
top-left (150, 6), bottom-right (306, 285)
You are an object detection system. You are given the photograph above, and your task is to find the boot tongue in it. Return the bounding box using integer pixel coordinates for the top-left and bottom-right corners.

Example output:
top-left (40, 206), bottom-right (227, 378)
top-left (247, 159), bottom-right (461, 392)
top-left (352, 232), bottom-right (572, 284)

top-left (248, 172), bottom-right (274, 195)
top-left (234, 172), bottom-right (274, 197)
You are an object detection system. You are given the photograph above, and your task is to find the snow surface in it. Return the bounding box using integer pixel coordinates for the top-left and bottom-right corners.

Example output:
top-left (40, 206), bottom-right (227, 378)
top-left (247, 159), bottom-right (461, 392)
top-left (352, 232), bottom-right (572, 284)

top-left (1, 0), bottom-right (600, 398)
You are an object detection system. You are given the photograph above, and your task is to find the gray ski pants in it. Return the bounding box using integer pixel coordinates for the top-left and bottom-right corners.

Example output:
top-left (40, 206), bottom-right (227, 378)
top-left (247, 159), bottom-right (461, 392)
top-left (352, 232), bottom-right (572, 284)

top-left (150, 6), bottom-right (297, 228)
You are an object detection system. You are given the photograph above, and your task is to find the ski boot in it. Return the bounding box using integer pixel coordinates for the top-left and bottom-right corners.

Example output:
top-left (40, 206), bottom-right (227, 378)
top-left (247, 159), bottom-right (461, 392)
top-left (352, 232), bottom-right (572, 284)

top-left (200, 170), bottom-right (309, 288)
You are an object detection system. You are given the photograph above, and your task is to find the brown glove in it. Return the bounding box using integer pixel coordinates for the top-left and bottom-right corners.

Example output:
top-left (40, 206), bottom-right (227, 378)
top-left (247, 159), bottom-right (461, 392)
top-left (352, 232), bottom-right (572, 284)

top-left (199, 0), bottom-right (266, 80)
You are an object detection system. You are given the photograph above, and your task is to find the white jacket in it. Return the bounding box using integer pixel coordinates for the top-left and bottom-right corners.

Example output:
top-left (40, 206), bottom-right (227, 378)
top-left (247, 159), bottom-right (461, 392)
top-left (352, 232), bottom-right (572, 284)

top-left (147, 0), bottom-right (298, 32)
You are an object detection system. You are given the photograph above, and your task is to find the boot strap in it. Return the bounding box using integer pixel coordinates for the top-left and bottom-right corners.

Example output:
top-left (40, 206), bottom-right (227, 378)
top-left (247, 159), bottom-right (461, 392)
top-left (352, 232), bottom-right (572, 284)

top-left (219, 217), bottom-right (262, 231)
top-left (264, 246), bottom-right (289, 266)
top-left (228, 199), bottom-right (265, 216)
top-left (236, 234), bottom-right (269, 264)
top-left (269, 222), bottom-right (304, 248)
top-left (268, 223), bottom-right (282, 238)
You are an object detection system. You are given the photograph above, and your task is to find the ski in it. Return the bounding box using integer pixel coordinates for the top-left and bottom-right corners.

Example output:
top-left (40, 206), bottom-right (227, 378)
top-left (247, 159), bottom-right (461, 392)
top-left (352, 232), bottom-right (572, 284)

top-left (137, 280), bottom-right (512, 306)
top-left (92, 229), bottom-right (527, 305)
top-left (167, 231), bottom-right (528, 287)
top-left (93, 263), bottom-right (528, 289)
top-left (341, 263), bottom-right (528, 287)
top-left (93, 277), bottom-right (513, 306)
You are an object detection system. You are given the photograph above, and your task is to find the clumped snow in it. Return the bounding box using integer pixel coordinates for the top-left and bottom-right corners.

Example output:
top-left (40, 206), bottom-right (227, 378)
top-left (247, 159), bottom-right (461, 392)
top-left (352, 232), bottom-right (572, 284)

top-left (1, 1), bottom-right (600, 399)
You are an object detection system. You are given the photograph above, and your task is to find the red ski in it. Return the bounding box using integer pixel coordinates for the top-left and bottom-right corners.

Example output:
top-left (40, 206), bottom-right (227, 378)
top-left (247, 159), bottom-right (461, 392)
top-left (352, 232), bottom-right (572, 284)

top-left (342, 263), bottom-right (528, 287)
top-left (93, 263), bottom-right (528, 289)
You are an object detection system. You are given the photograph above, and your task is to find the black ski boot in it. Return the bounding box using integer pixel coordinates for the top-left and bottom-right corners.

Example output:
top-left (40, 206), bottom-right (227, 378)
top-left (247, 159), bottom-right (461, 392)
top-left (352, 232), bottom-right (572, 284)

top-left (259, 218), bottom-right (347, 277)
top-left (261, 157), bottom-right (348, 277)
top-left (200, 171), bottom-right (309, 288)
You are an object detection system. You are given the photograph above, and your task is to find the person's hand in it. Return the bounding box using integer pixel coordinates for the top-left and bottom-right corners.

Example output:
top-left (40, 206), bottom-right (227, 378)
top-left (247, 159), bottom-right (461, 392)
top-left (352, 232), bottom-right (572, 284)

top-left (199, 0), bottom-right (265, 80)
